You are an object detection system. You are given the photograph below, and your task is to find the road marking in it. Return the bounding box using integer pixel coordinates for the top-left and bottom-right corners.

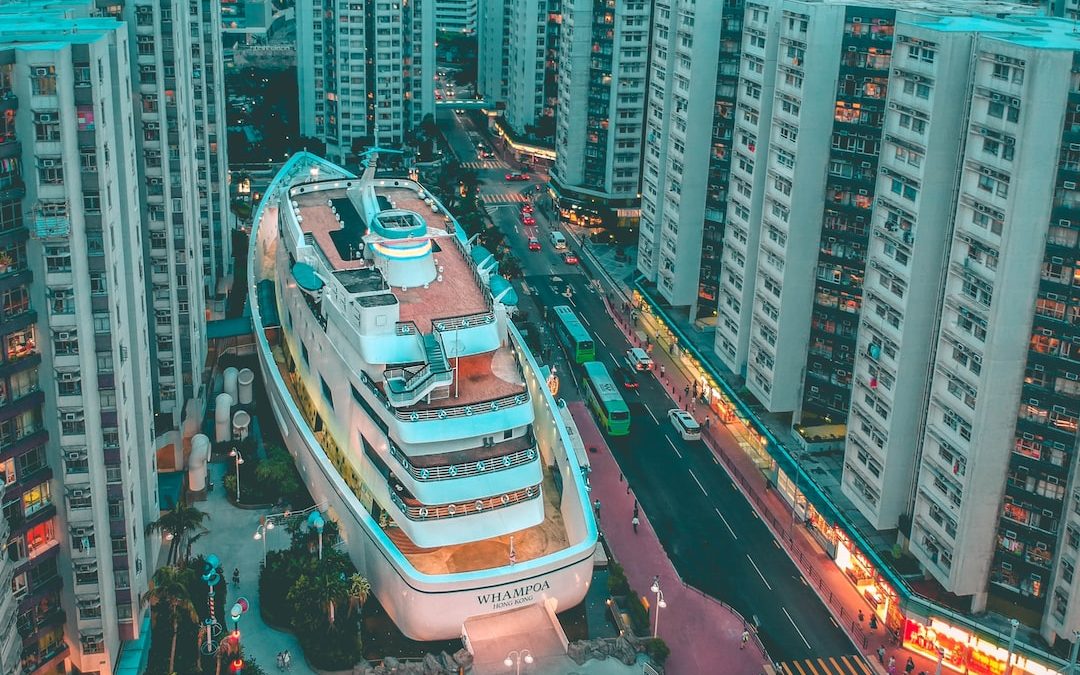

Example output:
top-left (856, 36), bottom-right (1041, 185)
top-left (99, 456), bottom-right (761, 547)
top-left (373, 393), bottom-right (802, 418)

top-left (773, 540), bottom-right (781, 550)
top-left (747, 555), bottom-right (772, 590)
top-left (645, 406), bottom-right (659, 425)
top-left (595, 333), bottom-right (607, 347)
top-left (579, 314), bottom-right (591, 327)
top-left (715, 508), bottom-right (737, 540)
top-left (666, 436), bottom-right (683, 459)
top-left (609, 354), bottom-right (622, 370)
top-left (782, 607), bottom-right (813, 650)
top-left (689, 469), bottom-right (707, 496)
top-left (829, 617), bottom-right (839, 629)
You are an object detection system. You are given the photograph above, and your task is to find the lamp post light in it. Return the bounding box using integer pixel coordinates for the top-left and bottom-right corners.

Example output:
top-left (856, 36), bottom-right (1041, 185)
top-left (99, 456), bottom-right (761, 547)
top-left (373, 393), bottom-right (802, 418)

top-left (1004, 618), bottom-right (1020, 675)
top-left (253, 516), bottom-right (278, 567)
top-left (308, 511), bottom-right (326, 560)
top-left (504, 649), bottom-right (533, 675)
top-left (649, 576), bottom-right (667, 639)
top-left (228, 448), bottom-right (244, 502)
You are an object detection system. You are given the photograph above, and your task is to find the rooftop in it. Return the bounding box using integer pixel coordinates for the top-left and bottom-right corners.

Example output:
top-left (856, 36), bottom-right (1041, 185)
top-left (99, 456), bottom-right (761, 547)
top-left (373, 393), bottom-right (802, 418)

top-left (388, 347), bottom-right (527, 411)
top-left (907, 15), bottom-right (1080, 50)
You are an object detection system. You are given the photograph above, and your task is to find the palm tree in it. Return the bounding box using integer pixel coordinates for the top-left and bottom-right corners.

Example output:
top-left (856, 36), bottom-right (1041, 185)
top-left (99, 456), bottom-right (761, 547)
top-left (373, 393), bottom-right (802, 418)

top-left (146, 501), bottom-right (209, 564)
top-left (147, 566), bottom-right (199, 674)
top-left (347, 574), bottom-right (371, 617)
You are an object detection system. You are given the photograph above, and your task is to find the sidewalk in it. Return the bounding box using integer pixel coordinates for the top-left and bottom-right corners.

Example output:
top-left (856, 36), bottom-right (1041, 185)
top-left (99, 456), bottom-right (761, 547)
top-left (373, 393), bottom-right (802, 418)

top-left (599, 302), bottom-right (941, 675)
top-left (188, 461), bottom-right (314, 674)
top-left (570, 401), bottom-right (769, 675)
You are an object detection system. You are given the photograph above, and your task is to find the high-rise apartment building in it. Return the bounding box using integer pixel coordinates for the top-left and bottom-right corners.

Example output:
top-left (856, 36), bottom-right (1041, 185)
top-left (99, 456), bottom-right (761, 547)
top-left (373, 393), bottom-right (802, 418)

top-left (636, 0), bottom-right (743, 315)
top-left (0, 9), bottom-right (162, 673)
top-left (551, 0), bottom-right (649, 228)
top-left (436, 0), bottom-right (478, 34)
top-left (837, 14), bottom-right (1080, 644)
top-left (297, 0), bottom-right (435, 163)
top-left (478, 0), bottom-right (559, 139)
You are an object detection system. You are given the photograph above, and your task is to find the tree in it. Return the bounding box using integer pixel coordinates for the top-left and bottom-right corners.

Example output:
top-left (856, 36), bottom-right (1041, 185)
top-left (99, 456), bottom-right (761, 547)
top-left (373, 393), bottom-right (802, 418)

top-left (255, 446), bottom-right (301, 499)
top-left (499, 255), bottom-right (524, 280)
top-left (347, 574), bottom-right (371, 617)
top-left (146, 501), bottom-right (209, 564)
top-left (147, 566), bottom-right (199, 674)
top-left (288, 570), bottom-right (348, 628)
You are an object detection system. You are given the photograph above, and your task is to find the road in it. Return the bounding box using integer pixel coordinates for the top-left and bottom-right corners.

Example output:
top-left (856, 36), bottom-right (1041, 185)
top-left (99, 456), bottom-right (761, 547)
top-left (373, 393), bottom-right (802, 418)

top-left (439, 112), bottom-right (856, 660)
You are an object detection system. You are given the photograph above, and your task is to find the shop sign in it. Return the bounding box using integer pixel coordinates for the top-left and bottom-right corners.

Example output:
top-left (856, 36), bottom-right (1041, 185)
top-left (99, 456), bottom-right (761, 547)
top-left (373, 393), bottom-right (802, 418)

top-left (903, 618), bottom-right (1060, 675)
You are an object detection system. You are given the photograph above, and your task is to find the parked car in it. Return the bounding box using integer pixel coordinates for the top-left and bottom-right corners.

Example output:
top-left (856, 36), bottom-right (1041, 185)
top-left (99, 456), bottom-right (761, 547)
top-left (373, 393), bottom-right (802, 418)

top-left (528, 237), bottom-right (542, 251)
top-left (625, 347), bottom-right (654, 371)
top-left (505, 172), bottom-right (530, 181)
top-left (563, 252), bottom-right (580, 265)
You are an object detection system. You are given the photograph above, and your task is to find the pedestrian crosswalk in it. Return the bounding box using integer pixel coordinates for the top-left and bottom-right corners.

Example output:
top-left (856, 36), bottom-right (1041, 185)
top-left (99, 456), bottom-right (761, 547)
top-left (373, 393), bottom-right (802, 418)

top-left (773, 655), bottom-right (873, 675)
top-left (460, 159), bottom-right (509, 169)
top-left (479, 192), bottom-right (530, 204)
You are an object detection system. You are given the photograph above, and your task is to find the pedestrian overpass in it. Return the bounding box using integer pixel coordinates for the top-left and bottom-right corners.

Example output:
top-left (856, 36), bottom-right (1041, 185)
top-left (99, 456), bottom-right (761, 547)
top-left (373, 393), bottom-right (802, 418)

top-left (436, 98), bottom-right (494, 110)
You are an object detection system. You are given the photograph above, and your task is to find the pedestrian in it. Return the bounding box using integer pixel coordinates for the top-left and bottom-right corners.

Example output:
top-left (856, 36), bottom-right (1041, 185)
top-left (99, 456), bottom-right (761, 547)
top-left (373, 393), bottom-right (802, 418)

top-left (659, 364), bottom-right (666, 379)
top-left (232, 568), bottom-right (240, 586)
top-left (284, 650), bottom-right (292, 671)
top-left (277, 652), bottom-right (285, 671)
top-left (858, 609), bottom-right (864, 624)
top-left (593, 498), bottom-right (601, 519)
top-left (905, 657), bottom-right (915, 674)
top-left (869, 614), bottom-right (878, 631)
top-left (887, 656), bottom-right (895, 672)
top-left (619, 471), bottom-right (623, 483)
top-left (684, 384), bottom-right (690, 397)
top-left (626, 483), bottom-right (631, 494)
top-left (633, 500), bottom-right (639, 517)
top-left (632, 516), bottom-right (639, 533)
top-left (740, 630), bottom-right (750, 649)
top-left (876, 647), bottom-right (885, 665)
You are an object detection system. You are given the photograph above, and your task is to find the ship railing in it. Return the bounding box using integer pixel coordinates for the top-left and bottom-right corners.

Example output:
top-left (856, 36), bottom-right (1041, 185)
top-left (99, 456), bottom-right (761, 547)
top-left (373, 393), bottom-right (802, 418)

top-left (431, 311), bottom-right (495, 333)
top-left (388, 482), bottom-right (542, 521)
top-left (394, 390), bottom-right (529, 422)
top-left (388, 442), bottom-right (539, 481)
top-left (395, 321), bottom-right (422, 336)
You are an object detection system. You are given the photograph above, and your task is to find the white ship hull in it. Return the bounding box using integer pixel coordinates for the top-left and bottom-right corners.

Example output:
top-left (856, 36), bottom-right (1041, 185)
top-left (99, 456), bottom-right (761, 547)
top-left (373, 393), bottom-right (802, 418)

top-left (248, 154), bottom-right (598, 640)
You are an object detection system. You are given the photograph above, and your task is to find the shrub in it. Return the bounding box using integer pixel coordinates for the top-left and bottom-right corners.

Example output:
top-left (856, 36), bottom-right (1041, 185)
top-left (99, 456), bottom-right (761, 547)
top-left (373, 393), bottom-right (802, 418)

top-left (644, 638), bottom-right (670, 665)
top-left (606, 562), bottom-right (631, 597)
top-left (625, 594), bottom-right (649, 636)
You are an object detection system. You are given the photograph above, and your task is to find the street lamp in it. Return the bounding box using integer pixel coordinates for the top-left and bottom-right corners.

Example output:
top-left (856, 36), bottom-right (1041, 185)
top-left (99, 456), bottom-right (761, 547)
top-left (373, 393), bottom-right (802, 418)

top-left (1004, 618), bottom-right (1020, 675)
top-left (649, 576), bottom-right (667, 639)
top-left (253, 515), bottom-right (278, 567)
top-left (229, 447), bottom-right (244, 502)
top-left (504, 649), bottom-right (533, 675)
top-left (308, 511), bottom-right (326, 560)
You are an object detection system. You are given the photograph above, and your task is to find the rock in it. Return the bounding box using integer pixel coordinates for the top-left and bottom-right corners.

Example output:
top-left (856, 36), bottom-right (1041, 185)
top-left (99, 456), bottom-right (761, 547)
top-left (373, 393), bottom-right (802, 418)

top-left (352, 660), bottom-right (376, 675)
top-left (437, 651), bottom-right (456, 671)
top-left (383, 656), bottom-right (401, 673)
top-left (452, 648), bottom-right (474, 670)
top-left (614, 636), bottom-right (637, 665)
top-left (422, 653), bottom-right (445, 675)
top-left (567, 641), bottom-right (589, 665)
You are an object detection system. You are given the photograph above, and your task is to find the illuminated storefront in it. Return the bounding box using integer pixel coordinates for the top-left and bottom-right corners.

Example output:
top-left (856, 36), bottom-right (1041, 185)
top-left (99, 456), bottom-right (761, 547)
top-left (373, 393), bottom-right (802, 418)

top-left (904, 619), bottom-right (1060, 675)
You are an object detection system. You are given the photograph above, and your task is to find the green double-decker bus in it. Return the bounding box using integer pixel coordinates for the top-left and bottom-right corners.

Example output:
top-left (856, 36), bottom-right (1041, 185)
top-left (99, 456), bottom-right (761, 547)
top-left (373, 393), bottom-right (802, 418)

top-left (582, 361), bottom-right (631, 436)
top-left (552, 305), bottom-right (596, 363)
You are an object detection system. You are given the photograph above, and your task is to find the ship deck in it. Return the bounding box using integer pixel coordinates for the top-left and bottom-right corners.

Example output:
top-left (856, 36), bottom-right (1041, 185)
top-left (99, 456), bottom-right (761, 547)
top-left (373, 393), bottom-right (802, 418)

top-left (293, 186), bottom-right (489, 330)
top-left (270, 343), bottom-right (569, 575)
top-left (383, 463), bottom-right (570, 575)
top-left (387, 346), bottom-right (528, 411)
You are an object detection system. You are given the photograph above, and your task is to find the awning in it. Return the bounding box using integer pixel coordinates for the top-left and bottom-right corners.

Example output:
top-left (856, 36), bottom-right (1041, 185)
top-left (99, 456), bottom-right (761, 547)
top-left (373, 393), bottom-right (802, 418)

top-left (490, 276), bottom-right (518, 306)
top-left (292, 262), bottom-right (325, 291)
top-left (470, 245), bottom-right (497, 270)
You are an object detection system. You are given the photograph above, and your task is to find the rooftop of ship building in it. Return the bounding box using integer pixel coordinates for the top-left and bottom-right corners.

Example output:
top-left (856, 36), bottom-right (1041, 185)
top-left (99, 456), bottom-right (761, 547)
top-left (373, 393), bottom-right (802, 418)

top-left (291, 186), bottom-right (489, 330)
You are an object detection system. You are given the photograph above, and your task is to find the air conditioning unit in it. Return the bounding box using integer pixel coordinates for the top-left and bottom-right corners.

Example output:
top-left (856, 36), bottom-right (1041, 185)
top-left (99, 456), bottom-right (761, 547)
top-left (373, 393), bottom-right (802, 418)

top-left (34, 67), bottom-right (49, 77)
top-left (38, 114), bottom-right (53, 123)
top-left (65, 451), bottom-right (84, 462)
top-left (40, 159), bottom-right (56, 168)
top-left (991, 92), bottom-right (1002, 101)
top-left (1066, 181), bottom-right (1078, 190)
top-left (63, 412), bottom-right (80, 421)
top-left (70, 488), bottom-right (88, 499)
top-left (59, 372), bottom-right (78, 382)
top-left (72, 527), bottom-right (92, 537)
top-left (56, 331), bottom-right (71, 340)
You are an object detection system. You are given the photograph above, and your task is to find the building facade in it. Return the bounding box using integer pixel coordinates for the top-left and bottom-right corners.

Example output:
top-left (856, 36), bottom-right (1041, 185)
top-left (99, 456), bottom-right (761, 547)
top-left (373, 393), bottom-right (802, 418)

top-left (436, 0), bottom-right (478, 34)
top-left (551, 0), bottom-right (649, 229)
top-left (0, 10), bottom-right (162, 673)
top-left (636, 0), bottom-right (743, 317)
top-left (297, 0), bottom-right (435, 163)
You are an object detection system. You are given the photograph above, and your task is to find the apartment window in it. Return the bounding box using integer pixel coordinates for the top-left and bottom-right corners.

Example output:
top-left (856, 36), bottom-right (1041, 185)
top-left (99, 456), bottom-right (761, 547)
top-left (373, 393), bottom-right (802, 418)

top-left (972, 210), bottom-right (1004, 236)
top-left (37, 160), bottom-right (63, 185)
top-left (54, 331), bottom-right (78, 355)
top-left (31, 66), bottom-right (57, 95)
top-left (983, 137), bottom-right (1015, 161)
top-left (34, 112), bottom-right (60, 142)
top-left (45, 245), bottom-right (71, 272)
top-left (987, 100), bottom-right (1020, 123)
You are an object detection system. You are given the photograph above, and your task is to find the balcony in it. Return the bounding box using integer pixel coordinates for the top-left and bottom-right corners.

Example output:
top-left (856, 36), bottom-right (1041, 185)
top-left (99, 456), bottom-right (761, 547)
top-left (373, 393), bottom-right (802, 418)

top-left (388, 481), bottom-right (542, 521)
top-left (388, 432), bottom-right (538, 481)
top-left (32, 217), bottom-right (69, 239)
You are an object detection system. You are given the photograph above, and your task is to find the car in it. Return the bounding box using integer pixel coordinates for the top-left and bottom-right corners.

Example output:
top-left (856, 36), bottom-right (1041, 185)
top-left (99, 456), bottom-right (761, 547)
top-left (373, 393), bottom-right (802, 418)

top-left (435, 92), bottom-right (442, 100)
top-left (563, 252), bottom-right (580, 265)
top-left (528, 237), bottom-right (542, 251)
top-left (616, 367), bottom-right (639, 390)
top-left (550, 231), bottom-right (568, 249)
top-left (668, 409), bottom-right (702, 441)
top-left (505, 172), bottom-right (530, 181)
top-left (625, 347), bottom-right (654, 371)
top-left (455, 109), bottom-right (466, 115)
top-left (521, 204), bottom-right (534, 214)
top-left (479, 150), bottom-right (496, 159)
top-left (522, 215), bottom-right (536, 226)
